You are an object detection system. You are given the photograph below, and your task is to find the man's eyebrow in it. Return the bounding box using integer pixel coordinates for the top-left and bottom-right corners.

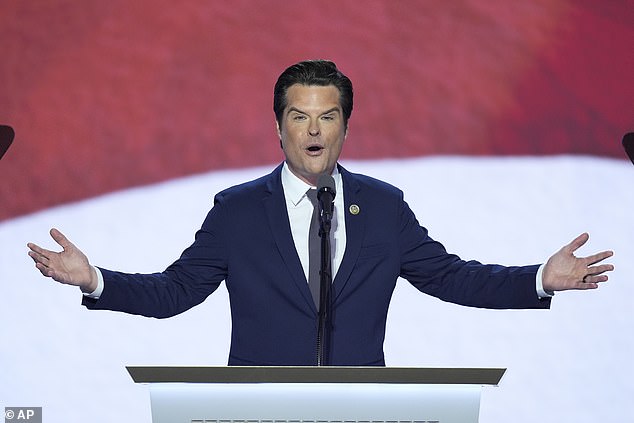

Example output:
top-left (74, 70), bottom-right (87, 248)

top-left (286, 107), bottom-right (306, 115)
top-left (320, 107), bottom-right (341, 116)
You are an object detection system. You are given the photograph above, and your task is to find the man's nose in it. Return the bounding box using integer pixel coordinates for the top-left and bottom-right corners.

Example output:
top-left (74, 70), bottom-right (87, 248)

top-left (308, 120), bottom-right (320, 136)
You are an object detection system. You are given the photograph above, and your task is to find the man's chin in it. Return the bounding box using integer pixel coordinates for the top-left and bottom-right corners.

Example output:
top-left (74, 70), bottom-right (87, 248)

top-left (308, 166), bottom-right (335, 179)
top-left (287, 161), bottom-right (335, 185)
top-left (302, 170), bottom-right (333, 186)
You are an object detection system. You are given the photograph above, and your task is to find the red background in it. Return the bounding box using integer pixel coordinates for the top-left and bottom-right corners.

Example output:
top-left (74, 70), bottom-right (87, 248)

top-left (1, 0), bottom-right (632, 221)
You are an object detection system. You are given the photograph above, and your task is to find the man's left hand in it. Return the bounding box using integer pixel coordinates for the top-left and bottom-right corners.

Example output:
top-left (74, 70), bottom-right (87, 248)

top-left (542, 232), bottom-right (614, 292)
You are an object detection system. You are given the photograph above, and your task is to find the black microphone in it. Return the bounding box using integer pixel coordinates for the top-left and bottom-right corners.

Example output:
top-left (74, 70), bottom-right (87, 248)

top-left (0, 125), bottom-right (15, 160)
top-left (317, 173), bottom-right (336, 228)
top-left (623, 132), bottom-right (634, 165)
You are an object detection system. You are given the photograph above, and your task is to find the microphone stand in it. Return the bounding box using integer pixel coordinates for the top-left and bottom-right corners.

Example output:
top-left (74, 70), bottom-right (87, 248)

top-left (316, 206), bottom-right (333, 366)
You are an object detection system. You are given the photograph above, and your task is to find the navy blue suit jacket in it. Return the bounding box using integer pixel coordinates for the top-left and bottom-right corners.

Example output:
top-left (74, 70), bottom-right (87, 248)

top-left (83, 163), bottom-right (550, 365)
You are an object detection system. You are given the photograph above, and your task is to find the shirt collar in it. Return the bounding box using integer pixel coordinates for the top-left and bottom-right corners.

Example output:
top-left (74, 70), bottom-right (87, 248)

top-left (281, 162), bottom-right (341, 206)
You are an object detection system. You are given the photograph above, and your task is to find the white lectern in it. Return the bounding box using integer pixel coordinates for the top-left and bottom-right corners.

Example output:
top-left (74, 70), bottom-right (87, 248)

top-left (127, 366), bottom-right (505, 423)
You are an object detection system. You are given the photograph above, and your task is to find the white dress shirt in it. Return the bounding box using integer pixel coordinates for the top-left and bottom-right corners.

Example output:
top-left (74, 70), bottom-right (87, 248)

top-left (281, 162), bottom-right (346, 282)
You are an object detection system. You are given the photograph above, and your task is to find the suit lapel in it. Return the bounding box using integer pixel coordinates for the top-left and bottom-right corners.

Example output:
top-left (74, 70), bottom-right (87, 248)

top-left (332, 166), bottom-right (365, 300)
top-left (263, 165), bottom-right (317, 312)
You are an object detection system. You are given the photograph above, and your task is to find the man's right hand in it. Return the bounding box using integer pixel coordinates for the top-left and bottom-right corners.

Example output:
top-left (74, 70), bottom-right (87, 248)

top-left (28, 228), bottom-right (98, 293)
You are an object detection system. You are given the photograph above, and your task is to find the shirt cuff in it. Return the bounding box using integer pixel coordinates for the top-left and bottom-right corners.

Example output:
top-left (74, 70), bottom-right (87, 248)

top-left (536, 263), bottom-right (554, 298)
top-left (82, 266), bottom-right (104, 299)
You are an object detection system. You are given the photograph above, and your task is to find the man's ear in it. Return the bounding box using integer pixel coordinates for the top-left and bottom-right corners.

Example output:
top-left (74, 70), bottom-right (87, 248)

top-left (276, 120), bottom-right (283, 149)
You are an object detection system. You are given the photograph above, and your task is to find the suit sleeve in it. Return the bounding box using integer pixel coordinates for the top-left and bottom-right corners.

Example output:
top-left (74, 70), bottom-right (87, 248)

top-left (82, 194), bottom-right (230, 318)
top-left (397, 194), bottom-right (550, 310)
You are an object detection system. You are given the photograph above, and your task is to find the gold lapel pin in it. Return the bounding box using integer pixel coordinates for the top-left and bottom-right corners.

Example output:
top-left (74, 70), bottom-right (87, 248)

top-left (349, 204), bottom-right (360, 215)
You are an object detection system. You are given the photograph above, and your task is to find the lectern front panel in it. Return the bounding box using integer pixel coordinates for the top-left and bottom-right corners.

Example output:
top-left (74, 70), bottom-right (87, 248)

top-left (149, 382), bottom-right (481, 423)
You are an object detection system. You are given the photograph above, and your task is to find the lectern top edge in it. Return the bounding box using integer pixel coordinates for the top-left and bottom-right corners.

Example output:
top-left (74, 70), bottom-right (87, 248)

top-left (126, 366), bottom-right (505, 386)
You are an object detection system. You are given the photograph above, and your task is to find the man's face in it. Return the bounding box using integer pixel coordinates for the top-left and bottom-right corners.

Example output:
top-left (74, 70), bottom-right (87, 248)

top-left (276, 84), bottom-right (347, 186)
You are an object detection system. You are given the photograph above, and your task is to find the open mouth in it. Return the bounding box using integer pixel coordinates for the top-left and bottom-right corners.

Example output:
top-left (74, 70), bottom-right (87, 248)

top-left (307, 145), bottom-right (323, 152)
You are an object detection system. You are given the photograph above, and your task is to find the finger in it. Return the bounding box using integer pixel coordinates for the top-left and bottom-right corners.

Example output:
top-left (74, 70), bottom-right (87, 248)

top-left (576, 281), bottom-right (599, 289)
top-left (566, 232), bottom-right (589, 253)
top-left (586, 263), bottom-right (614, 275)
top-left (28, 252), bottom-right (46, 267)
top-left (584, 250), bottom-right (614, 266)
top-left (583, 274), bottom-right (608, 284)
top-left (27, 242), bottom-right (52, 257)
top-left (27, 249), bottom-right (51, 265)
top-left (34, 262), bottom-right (53, 278)
top-left (50, 228), bottom-right (74, 250)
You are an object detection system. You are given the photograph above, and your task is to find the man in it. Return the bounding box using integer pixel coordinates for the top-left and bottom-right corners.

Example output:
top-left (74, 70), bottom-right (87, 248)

top-left (28, 60), bottom-right (613, 366)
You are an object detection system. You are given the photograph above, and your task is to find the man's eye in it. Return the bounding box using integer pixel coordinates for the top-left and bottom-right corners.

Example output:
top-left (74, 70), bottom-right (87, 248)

top-left (321, 115), bottom-right (334, 121)
top-left (292, 115), bottom-right (307, 121)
